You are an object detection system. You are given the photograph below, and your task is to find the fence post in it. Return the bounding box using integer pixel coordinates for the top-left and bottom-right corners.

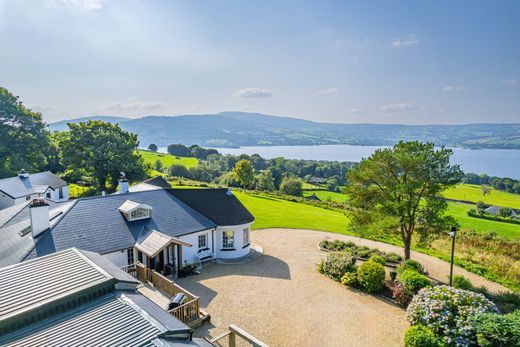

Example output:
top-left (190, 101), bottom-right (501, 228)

top-left (229, 332), bottom-right (236, 347)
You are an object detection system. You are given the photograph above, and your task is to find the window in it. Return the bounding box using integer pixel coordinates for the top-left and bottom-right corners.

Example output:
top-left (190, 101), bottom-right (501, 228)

top-left (46, 192), bottom-right (51, 199)
top-left (130, 208), bottom-right (150, 220)
top-left (198, 233), bottom-right (208, 249)
top-left (243, 228), bottom-right (249, 246)
top-left (26, 196), bottom-right (31, 201)
top-left (59, 187), bottom-right (64, 199)
top-left (222, 231), bottom-right (234, 249)
top-left (127, 248), bottom-right (135, 265)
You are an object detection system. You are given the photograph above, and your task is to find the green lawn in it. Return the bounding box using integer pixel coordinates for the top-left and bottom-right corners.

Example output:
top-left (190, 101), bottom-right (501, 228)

top-left (233, 191), bottom-right (351, 234)
top-left (443, 184), bottom-right (520, 210)
top-left (303, 190), bottom-right (349, 203)
top-left (447, 202), bottom-right (520, 240)
top-left (137, 150), bottom-right (199, 169)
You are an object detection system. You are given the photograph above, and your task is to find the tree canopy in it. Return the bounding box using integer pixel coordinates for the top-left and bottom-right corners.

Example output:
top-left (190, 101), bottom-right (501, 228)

top-left (148, 143), bottom-right (158, 152)
top-left (58, 121), bottom-right (146, 190)
top-left (345, 141), bottom-right (463, 259)
top-left (0, 87), bottom-right (50, 177)
top-left (233, 159), bottom-right (254, 188)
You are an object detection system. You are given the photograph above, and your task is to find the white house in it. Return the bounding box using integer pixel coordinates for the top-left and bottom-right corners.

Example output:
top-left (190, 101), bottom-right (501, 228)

top-left (0, 176), bottom-right (254, 277)
top-left (0, 170), bottom-right (69, 210)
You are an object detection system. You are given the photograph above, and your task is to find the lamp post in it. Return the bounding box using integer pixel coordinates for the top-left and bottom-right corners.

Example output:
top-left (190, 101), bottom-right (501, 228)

top-left (448, 226), bottom-right (458, 286)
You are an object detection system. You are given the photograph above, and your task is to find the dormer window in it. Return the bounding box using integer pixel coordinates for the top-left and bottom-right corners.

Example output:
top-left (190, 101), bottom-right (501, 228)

top-left (118, 200), bottom-right (152, 221)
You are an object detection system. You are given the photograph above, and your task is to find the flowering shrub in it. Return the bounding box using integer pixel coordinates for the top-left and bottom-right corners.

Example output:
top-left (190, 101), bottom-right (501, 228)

top-left (320, 251), bottom-right (356, 281)
top-left (406, 286), bottom-right (498, 346)
top-left (392, 281), bottom-right (414, 307)
top-left (357, 260), bottom-right (386, 293)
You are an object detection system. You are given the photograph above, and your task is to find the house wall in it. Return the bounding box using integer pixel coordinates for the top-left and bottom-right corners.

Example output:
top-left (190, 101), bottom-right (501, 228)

top-left (179, 229), bottom-right (215, 264)
top-left (214, 223), bottom-right (253, 259)
top-left (44, 186), bottom-right (69, 202)
top-left (102, 249), bottom-right (129, 268)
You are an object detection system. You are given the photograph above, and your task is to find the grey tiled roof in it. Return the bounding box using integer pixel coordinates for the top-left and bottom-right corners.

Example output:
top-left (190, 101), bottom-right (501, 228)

top-left (0, 171), bottom-right (67, 199)
top-left (24, 189), bottom-right (216, 261)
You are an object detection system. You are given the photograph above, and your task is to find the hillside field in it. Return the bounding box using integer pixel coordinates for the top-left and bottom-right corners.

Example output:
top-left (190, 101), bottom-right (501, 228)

top-left (138, 150), bottom-right (199, 168)
top-left (443, 184), bottom-right (520, 210)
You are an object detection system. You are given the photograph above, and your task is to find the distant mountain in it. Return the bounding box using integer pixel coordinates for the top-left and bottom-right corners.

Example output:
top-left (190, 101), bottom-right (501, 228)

top-left (49, 111), bottom-right (520, 149)
top-left (48, 116), bottom-right (131, 132)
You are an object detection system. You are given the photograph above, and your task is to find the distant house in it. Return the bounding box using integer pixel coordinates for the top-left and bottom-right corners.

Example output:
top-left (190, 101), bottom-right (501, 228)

top-left (0, 176), bottom-right (254, 278)
top-left (0, 248), bottom-right (210, 346)
top-left (305, 193), bottom-right (322, 202)
top-left (484, 205), bottom-right (519, 218)
top-left (0, 170), bottom-right (69, 210)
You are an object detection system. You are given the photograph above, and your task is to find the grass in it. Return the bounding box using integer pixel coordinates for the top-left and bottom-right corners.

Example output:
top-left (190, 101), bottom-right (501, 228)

top-left (447, 203), bottom-right (520, 240)
top-left (303, 190), bottom-right (349, 203)
top-left (137, 150), bottom-right (199, 169)
top-left (233, 191), bottom-right (351, 234)
top-left (443, 184), bottom-right (520, 209)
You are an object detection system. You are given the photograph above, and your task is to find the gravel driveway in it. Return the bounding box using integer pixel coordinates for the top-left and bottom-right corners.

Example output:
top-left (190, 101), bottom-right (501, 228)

top-left (176, 228), bottom-right (507, 346)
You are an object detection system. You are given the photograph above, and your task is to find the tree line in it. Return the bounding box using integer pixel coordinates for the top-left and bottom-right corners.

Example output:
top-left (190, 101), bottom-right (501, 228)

top-left (462, 172), bottom-right (520, 194)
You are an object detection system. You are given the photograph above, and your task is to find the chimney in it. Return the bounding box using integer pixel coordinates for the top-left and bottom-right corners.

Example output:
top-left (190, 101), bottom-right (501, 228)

top-left (119, 172), bottom-right (129, 194)
top-left (17, 169), bottom-right (29, 179)
top-left (30, 198), bottom-right (50, 238)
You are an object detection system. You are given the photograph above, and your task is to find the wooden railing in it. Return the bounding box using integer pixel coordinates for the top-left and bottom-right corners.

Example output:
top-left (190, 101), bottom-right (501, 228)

top-left (210, 324), bottom-right (269, 347)
top-left (122, 263), bottom-right (200, 324)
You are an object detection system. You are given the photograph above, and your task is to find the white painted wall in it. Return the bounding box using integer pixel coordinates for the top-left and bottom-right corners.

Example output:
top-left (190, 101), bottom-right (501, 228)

top-left (214, 223), bottom-right (253, 259)
top-left (179, 229), bottom-right (214, 264)
top-left (0, 186), bottom-right (69, 210)
top-left (44, 186), bottom-right (69, 202)
top-left (102, 249), bottom-right (129, 267)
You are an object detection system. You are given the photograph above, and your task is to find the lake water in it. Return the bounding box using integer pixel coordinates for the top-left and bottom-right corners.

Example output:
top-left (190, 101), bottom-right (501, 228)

top-left (208, 145), bottom-right (520, 179)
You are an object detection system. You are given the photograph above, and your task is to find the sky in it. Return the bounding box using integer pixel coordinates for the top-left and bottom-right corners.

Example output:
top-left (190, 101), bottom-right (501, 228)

top-left (0, 0), bottom-right (519, 124)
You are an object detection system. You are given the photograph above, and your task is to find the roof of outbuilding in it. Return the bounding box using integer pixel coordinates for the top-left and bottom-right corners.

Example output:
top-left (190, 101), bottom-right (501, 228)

top-left (23, 189), bottom-right (216, 261)
top-left (168, 188), bottom-right (254, 226)
top-left (0, 171), bottom-right (67, 199)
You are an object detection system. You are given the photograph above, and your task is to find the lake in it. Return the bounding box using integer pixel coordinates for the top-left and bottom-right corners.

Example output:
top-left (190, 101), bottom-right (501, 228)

top-left (209, 145), bottom-right (520, 179)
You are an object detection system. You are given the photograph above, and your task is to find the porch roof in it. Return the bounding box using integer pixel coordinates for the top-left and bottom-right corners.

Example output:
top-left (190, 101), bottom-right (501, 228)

top-left (135, 227), bottom-right (191, 258)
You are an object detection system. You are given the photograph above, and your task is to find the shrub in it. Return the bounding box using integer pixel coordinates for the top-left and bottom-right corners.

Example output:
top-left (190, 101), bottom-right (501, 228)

top-left (320, 252), bottom-right (356, 281)
top-left (452, 275), bottom-right (473, 291)
top-left (279, 176), bottom-right (303, 197)
top-left (398, 269), bottom-right (432, 294)
top-left (393, 281), bottom-right (414, 307)
top-left (384, 252), bottom-right (403, 263)
top-left (398, 259), bottom-right (426, 275)
top-left (404, 325), bottom-right (444, 347)
top-left (369, 254), bottom-right (387, 266)
top-left (341, 272), bottom-right (358, 287)
top-left (390, 270), bottom-right (397, 282)
top-left (317, 260), bottom-right (325, 274)
top-left (357, 249), bottom-right (372, 258)
top-left (357, 260), bottom-right (386, 293)
top-left (406, 286), bottom-right (498, 346)
top-left (468, 310), bottom-right (520, 347)
top-left (493, 291), bottom-right (520, 314)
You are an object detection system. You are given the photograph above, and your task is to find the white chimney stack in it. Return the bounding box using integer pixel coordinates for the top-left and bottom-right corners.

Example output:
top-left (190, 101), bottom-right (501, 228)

top-left (17, 170), bottom-right (29, 179)
top-left (119, 172), bottom-right (129, 194)
top-left (30, 198), bottom-right (50, 238)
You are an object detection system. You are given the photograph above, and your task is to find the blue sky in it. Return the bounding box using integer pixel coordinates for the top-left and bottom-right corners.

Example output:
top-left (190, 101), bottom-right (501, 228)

top-left (0, 0), bottom-right (519, 124)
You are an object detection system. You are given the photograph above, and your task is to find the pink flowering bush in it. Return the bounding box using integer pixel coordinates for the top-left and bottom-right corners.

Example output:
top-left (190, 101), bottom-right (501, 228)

top-left (406, 286), bottom-right (498, 346)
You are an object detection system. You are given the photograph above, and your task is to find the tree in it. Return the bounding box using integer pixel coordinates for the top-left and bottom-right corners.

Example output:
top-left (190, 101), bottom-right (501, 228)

top-left (0, 87), bottom-right (50, 177)
top-left (167, 144), bottom-right (192, 157)
top-left (148, 143), bottom-right (158, 152)
top-left (169, 164), bottom-right (190, 178)
top-left (58, 121), bottom-right (146, 191)
top-left (498, 207), bottom-right (513, 218)
top-left (481, 184), bottom-right (491, 196)
top-left (345, 141), bottom-right (463, 260)
top-left (279, 176), bottom-right (303, 196)
top-left (233, 159), bottom-right (254, 188)
top-left (476, 200), bottom-right (486, 212)
top-left (255, 170), bottom-right (275, 191)
top-left (154, 159), bottom-right (163, 172)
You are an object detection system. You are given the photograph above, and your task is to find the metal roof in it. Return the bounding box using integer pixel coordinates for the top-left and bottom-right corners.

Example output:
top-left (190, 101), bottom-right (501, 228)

top-left (0, 171), bottom-right (67, 199)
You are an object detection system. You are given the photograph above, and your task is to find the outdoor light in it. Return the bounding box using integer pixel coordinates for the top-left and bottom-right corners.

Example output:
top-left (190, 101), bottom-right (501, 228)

top-left (449, 226), bottom-right (458, 286)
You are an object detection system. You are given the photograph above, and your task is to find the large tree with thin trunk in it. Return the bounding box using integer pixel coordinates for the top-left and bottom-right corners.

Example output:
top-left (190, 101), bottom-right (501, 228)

top-left (345, 141), bottom-right (463, 259)
top-left (0, 87), bottom-right (50, 177)
top-left (58, 120), bottom-right (146, 191)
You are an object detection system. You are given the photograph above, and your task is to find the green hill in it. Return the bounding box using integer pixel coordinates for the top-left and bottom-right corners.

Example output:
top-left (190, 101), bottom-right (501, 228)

top-left (443, 184), bottom-right (520, 209)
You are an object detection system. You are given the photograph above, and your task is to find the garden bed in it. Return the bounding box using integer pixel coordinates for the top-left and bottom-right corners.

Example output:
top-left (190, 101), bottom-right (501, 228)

top-left (319, 239), bottom-right (403, 267)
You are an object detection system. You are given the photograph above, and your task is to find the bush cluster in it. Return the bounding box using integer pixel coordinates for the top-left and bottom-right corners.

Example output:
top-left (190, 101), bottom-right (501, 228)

top-left (319, 251), bottom-right (356, 281)
top-left (406, 286), bottom-right (498, 346)
top-left (398, 269), bottom-right (431, 294)
top-left (320, 240), bottom-right (403, 263)
top-left (340, 272), bottom-right (358, 287)
top-left (357, 260), bottom-right (386, 293)
top-left (468, 310), bottom-right (520, 347)
top-left (392, 281), bottom-right (414, 307)
top-left (398, 259), bottom-right (426, 275)
top-left (404, 325), bottom-right (445, 347)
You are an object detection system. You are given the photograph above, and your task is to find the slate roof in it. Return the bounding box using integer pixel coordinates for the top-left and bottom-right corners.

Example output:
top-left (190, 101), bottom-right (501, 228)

top-left (0, 171), bottom-right (67, 199)
top-left (24, 189), bottom-right (216, 261)
top-left (168, 188), bottom-right (255, 226)
top-left (484, 205), bottom-right (519, 217)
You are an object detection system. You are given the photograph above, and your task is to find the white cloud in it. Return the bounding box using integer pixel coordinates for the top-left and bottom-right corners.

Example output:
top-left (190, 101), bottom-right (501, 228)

top-left (391, 34), bottom-right (419, 48)
top-left (349, 108), bottom-right (363, 114)
top-left (234, 88), bottom-right (272, 98)
top-left (52, 0), bottom-right (103, 10)
top-left (442, 85), bottom-right (467, 92)
top-left (103, 102), bottom-right (166, 112)
top-left (380, 102), bottom-right (415, 112)
top-left (501, 79), bottom-right (519, 86)
top-left (317, 88), bottom-right (340, 95)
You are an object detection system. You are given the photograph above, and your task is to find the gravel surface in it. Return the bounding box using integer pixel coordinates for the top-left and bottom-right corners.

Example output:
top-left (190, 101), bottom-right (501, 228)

top-left (176, 228), bottom-right (507, 346)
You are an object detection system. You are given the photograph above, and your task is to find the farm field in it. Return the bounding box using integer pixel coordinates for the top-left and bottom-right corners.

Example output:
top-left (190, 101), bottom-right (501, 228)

top-left (303, 190), bottom-right (349, 203)
top-left (233, 191), bottom-right (350, 234)
top-left (443, 184), bottom-right (520, 209)
top-left (137, 150), bottom-right (199, 169)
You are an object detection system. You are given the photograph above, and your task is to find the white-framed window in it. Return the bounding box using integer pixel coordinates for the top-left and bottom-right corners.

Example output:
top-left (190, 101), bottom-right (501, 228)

top-left (243, 228), bottom-right (249, 246)
top-left (198, 233), bottom-right (208, 249)
top-left (127, 248), bottom-right (135, 265)
top-left (130, 208), bottom-right (150, 220)
top-left (59, 187), bottom-right (64, 199)
top-left (222, 231), bottom-right (234, 249)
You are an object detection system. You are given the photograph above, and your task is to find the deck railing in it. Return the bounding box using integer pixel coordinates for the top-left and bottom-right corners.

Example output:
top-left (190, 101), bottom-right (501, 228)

top-left (209, 324), bottom-right (269, 347)
top-left (122, 262), bottom-right (200, 324)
